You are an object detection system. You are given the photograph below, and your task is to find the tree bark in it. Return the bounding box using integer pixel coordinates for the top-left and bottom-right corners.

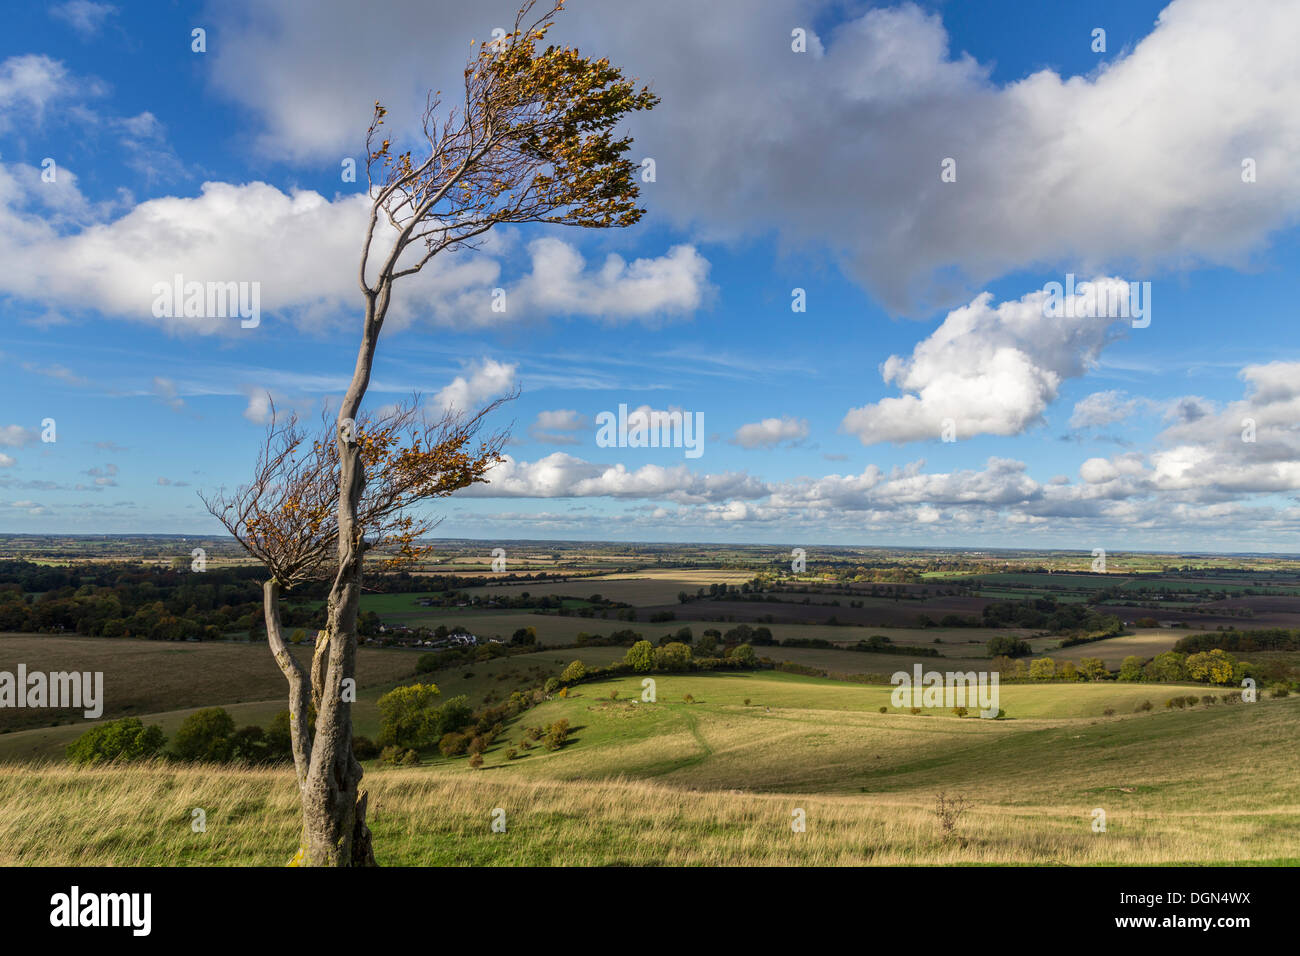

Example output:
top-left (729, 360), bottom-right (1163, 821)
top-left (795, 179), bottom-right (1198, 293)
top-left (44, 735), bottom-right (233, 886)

top-left (262, 579), bottom-right (311, 788)
top-left (296, 296), bottom-right (385, 866)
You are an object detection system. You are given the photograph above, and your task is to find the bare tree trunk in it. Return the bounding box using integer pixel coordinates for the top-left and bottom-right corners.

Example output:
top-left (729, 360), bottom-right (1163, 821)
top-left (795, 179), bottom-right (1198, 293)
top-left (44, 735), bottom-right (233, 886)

top-left (262, 579), bottom-right (312, 787)
top-left (262, 579), bottom-right (325, 864)
top-left (310, 624), bottom-right (330, 710)
top-left (297, 296), bottom-right (385, 866)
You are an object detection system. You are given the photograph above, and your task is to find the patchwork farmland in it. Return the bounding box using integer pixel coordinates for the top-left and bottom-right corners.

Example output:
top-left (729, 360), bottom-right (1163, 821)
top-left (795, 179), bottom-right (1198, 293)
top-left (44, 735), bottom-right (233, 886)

top-left (1, 538), bottom-right (1297, 866)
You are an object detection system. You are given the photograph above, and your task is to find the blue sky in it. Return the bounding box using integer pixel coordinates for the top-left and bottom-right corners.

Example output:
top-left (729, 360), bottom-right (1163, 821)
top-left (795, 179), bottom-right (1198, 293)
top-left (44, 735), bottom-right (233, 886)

top-left (2, 0), bottom-right (1299, 550)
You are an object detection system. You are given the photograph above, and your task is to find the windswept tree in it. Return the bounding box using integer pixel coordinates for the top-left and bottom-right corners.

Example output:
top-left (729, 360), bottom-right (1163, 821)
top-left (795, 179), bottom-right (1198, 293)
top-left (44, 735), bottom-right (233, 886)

top-left (221, 0), bottom-right (657, 866)
top-left (203, 397), bottom-right (510, 863)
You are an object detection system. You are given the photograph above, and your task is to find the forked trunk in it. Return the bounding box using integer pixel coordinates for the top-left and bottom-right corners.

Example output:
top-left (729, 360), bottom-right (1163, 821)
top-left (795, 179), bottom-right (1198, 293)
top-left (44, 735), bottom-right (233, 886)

top-left (294, 299), bottom-right (385, 866)
top-left (296, 452), bottom-right (374, 866)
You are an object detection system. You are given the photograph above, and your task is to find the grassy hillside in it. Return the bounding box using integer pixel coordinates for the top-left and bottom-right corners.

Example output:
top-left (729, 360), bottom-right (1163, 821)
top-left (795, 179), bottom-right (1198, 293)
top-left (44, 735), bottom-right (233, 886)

top-left (412, 671), bottom-right (1279, 795)
top-left (0, 669), bottom-right (1294, 865)
top-left (0, 634), bottom-right (1267, 761)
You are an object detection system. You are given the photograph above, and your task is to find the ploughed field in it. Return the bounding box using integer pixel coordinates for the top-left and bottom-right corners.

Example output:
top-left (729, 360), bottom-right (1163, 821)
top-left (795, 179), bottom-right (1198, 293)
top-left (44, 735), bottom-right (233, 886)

top-left (0, 634), bottom-right (422, 736)
top-left (362, 565), bottom-right (1300, 638)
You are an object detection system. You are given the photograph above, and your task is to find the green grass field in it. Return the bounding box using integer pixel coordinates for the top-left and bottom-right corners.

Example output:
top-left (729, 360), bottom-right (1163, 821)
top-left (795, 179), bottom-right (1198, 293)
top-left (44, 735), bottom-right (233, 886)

top-left (1119, 577), bottom-right (1300, 595)
top-left (0, 631), bottom-right (1244, 763)
top-left (928, 571), bottom-right (1128, 587)
top-left (0, 669), bottom-right (1293, 865)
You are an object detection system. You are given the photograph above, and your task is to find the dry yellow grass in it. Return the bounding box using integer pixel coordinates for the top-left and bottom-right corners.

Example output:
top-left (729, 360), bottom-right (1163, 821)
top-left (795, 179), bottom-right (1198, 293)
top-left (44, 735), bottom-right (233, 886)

top-left (464, 569), bottom-right (756, 606)
top-left (0, 762), bottom-right (1292, 866)
top-left (1049, 630), bottom-right (1185, 668)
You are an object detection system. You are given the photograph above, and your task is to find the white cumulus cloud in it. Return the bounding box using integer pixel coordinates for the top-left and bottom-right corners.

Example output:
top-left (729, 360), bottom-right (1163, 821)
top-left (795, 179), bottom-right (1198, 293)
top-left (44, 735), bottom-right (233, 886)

top-left (732, 416), bottom-right (809, 449)
top-left (842, 279), bottom-right (1130, 444)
